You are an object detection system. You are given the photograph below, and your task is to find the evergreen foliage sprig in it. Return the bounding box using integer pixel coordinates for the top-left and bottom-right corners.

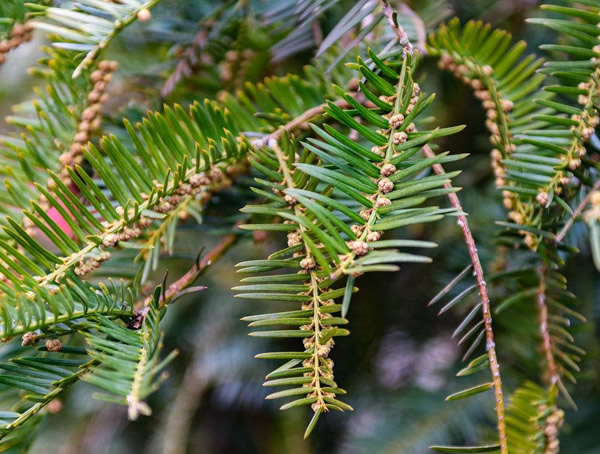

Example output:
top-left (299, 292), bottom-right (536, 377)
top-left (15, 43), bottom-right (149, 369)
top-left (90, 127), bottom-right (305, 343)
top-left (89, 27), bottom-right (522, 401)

top-left (236, 49), bottom-right (467, 436)
top-left (0, 0), bottom-right (598, 451)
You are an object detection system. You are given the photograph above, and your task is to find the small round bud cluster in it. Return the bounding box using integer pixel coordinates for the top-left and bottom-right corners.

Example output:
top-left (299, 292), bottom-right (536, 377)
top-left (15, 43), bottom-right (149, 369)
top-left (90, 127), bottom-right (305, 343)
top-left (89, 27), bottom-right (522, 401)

top-left (284, 194), bottom-right (297, 205)
top-left (137, 8), bottom-right (152, 22)
top-left (371, 145), bottom-right (386, 156)
top-left (375, 197), bottom-right (391, 208)
top-left (508, 210), bottom-right (525, 225)
top-left (536, 191), bottom-right (549, 207)
top-left (380, 163), bottom-right (396, 177)
top-left (388, 114), bottom-right (405, 129)
top-left (22, 331), bottom-right (38, 346)
top-left (348, 240), bottom-right (368, 256)
top-left (392, 132), bottom-right (408, 145)
top-left (0, 23), bottom-right (33, 65)
top-left (350, 224), bottom-right (364, 236)
top-left (316, 340), bottom-right (334, 358)
top-left (378, 94), bottom-right (396, 105)
top-left (302, 334), bottom-right (315, 349)
top-left (523, 232), bottom-right (536, 249)
top-left (542, 407), bottom-right (564, 454)
top-left (568, 158), bottom-right (581, 171)
top-left (103, 233), bottom-right (119, 247)
top-left (366, 230), bottom-right (382, 242)
top-left (378, 178), bottom-right (394, 193)
top-left (46, 399), bottom-right (63, 414)
top-left (360, 209), bottom-right (372, 221)
top-left (45, 338), bottom-right (62, 352)
top-left (117, 226), bottom-right (142, 241)
top-left (300, 257), bottom-right (315, 270)
top-left (559, 174), bottom-right (571, 187)
top-left (74, 250), bottom-right (110, 276)
top-left (58, 60), bottom-right (118, 182)
top-left (287, 232), bottom-right (301, 247)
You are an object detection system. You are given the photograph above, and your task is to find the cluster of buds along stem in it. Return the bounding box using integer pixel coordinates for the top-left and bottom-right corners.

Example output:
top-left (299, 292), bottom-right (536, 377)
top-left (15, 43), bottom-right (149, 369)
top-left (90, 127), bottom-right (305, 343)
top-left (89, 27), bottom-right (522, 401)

top-left (73, 159), bottom-right (246, 277)
top-left (567, 69), bottom-right (600, 174)
top-left (566, 78), bottom-right (600, 170)
top-left (58, 60), bottom-right (119, 182)
top-left (536, 190), bottom-right (550, 207)
top-left (538, 405), bottom-right (564, 454)
top-left (439, 53), bottom-right (515, 162)
top-left (74, 249), bottom-right (110, 277)
top-left (0, 23), bottom-right (33, 65)
top-left (300, 257), bottom-right (316, 270)
top-left (353, 94), bottom-right (426, 249)
top-left (301, 295), bottom-right (339, 411)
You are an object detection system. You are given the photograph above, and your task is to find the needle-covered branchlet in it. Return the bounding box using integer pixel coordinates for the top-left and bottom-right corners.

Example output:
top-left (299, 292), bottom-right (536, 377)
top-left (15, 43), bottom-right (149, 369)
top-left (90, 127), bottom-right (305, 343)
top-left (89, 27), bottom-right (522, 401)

top-left (31, 159), bottom-right (247, 289)
top-left (58, 60), bottom-right (119, 182)
top-left (422, 144), bottom-right (507, 454)
top-left (332, 83), bottom-right (422, 279)
top-left (23, 61), bottom-right (120, 240)
top-left (437, 55), bottom-right (515, 205)
top-left (437, 44), bottom-right (600, 251)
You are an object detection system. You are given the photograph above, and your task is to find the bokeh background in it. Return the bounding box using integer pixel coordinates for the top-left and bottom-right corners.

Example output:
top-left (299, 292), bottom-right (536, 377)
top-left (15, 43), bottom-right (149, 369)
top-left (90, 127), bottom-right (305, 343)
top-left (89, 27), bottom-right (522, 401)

top-left (1, 0), bottom-right (598, 452)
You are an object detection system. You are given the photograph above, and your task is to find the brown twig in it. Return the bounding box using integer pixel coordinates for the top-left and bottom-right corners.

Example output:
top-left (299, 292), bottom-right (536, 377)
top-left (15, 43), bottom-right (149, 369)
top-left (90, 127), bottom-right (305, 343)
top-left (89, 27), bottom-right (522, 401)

top-left (136, 229), bottom-right (239, 311)
top-left (555, 179), bottom-right (600, 243)
top-left (378, 0), bottom-right (413, 54)
top-left (536, 264), bottom-right (560, 386)
top-left (423, 144), bottom-right (507, 453)
top-left (261, 99), bottom-right (350, 146)
top-left (398, 3), bottom-right (426, 54)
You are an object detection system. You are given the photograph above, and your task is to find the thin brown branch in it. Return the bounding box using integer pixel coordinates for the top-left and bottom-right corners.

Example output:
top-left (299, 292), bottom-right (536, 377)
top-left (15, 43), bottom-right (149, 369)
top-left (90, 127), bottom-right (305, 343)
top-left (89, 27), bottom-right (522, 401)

top-left (555, 179), bottom-right (600, 243)
top-left (537, 264), bottom-right (560, 386)
top-left (398, 3), bottom-right (426, 54)
top-left (423, 144), bottom-right (507, 453)
top-left (378, 0), bottom-right (413, 54)
top-left (136, 229), bottom-right (239, 311)
top-left (261, 99), bottom-right (350, 146)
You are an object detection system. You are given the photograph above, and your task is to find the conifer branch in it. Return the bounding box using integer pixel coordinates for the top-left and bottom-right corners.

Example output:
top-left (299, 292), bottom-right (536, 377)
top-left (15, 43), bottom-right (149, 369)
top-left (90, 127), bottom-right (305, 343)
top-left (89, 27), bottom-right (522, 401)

top-left (536, 264), bottom-right (560, 387)
top-left (423, 144), bottom-right (507, 454)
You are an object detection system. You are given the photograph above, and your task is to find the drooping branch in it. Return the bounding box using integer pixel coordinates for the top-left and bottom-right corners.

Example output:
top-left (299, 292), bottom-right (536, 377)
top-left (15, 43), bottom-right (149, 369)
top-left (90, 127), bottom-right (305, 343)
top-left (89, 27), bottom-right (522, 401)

top-left (536, 264), bottom-right (559, 386)
top-left (423, 144), bottom-right (507, 453)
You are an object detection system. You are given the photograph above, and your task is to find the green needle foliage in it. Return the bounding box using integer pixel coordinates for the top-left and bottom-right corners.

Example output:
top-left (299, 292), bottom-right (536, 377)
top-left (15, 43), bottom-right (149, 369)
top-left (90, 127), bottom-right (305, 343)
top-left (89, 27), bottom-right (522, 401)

top-left (0, 0), bottom-right (598, 452)
top-left (236, 51), bottom-right (465, 436)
